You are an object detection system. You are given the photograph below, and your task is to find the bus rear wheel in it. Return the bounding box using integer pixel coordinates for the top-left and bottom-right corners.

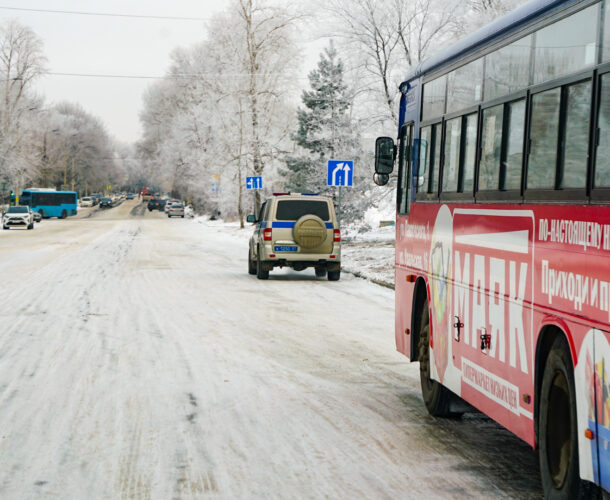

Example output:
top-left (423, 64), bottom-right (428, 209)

top-left (38, 210), bottom-right (44, 219)
top-left (539, 337), bottom-right (592, 498)
top-left (418, 301), bottom-right (461, 417)
top-left (60, 210), bottom-right (67, 219)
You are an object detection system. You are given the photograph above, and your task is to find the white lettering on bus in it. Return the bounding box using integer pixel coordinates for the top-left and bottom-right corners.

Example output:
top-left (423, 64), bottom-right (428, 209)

top-left (454, 252), bottom-right (529, 373)
top-left (538, 218), bottom-right (604, 251)
top-left (541, 260), bottom-right (610, 320)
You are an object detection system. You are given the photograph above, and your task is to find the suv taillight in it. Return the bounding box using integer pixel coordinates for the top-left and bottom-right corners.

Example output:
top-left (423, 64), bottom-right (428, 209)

top-left (333, 229), bottom-right (341, 242)
top-left (263, 228), bottom-right (272, 241)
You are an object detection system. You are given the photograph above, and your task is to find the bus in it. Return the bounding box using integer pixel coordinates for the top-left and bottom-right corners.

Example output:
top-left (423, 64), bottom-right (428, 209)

top-left (19, 189), bottom-right (78, 218)
top-left (374, 0), bottom-right (610, 496)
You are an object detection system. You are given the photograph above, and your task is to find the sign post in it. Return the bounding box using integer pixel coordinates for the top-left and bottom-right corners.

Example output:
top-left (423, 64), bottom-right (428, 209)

top-left (246, 176), bottom-right (263, 214)
top-left (327, 160), bottom-right (353, 227)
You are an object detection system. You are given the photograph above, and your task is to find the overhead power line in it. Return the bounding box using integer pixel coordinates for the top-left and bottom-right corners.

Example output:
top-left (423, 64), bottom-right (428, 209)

top-left (0, 5), bottom-right (209, 21)
top-left (43, 71), bottom-right (308, 80)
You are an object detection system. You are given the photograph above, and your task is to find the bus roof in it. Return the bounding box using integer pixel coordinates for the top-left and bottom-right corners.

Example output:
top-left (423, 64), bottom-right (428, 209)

top-left (22, 189), bottom-right (77, 194)
top-left (400, 0), bottom-right (580, 89)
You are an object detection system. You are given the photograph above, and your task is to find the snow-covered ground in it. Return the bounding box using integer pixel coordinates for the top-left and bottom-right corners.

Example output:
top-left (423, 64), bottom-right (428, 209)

top-left (0, 200), bottom-right (542, 499)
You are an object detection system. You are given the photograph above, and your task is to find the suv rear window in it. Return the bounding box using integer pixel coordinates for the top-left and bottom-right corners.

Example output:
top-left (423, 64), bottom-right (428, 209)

top-left (275, 200), bottom-right (330, 221)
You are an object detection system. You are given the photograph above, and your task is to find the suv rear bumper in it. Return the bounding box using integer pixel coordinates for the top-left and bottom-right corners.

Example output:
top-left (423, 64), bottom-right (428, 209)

top-left (259, 244), bottom-right (340, 271)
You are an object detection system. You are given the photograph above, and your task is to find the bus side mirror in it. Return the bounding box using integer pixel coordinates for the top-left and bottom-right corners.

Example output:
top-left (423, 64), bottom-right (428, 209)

top-left (375, 136), bottom-right (395, 175)
top-left (373, 173), bottom-right (390, 186)
top-left (246, 214), bottom-right (256, 223)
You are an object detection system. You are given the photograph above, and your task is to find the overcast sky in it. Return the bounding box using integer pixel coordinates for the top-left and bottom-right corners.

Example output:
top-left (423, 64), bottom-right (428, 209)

top-left (8, 1), bottom-right (322, 144)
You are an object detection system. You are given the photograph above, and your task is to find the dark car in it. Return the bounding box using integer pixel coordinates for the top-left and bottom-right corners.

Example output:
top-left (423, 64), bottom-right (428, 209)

top-left (147, 198), bottom-right (164, 211)
top-left (100, 197), bottom-right (113, 208)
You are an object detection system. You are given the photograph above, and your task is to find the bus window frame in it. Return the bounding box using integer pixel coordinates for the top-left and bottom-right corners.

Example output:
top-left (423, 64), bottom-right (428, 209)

top-left (397, 122), bottom-right (415, 215)
top-left (592, 63), bottom-right (610, 203)
top-left (439, 104), bottom-right (479, 202)
top-left (476, 91), bottom-right (527, 203)
top-left (415, 119), bottom-right (442, 202)
top-left (524, 70), bottom-right (594, 203)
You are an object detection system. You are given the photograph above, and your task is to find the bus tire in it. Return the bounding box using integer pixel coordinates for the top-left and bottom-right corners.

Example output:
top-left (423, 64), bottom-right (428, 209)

top-left (418, 301), bottom-right (461, 417)
top-left (61, 210), bottom-right (67, 219)
top-left (539, 337), bottom-right (593, 499)
top-left (38, 210), bottom-right (44, 219)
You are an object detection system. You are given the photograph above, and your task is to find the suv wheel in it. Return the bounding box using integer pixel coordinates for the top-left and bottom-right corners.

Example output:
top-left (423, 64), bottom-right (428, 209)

top-left (27, 223), bottom-right (33, 230)
top-left (315, 267), bottom-right (327, 278)
top-left (248, 248), bottom-right (256, 275)
top-left (256, 250), bottom-right (269, 280)
top-left (328, 270), bottom-right (340, 281)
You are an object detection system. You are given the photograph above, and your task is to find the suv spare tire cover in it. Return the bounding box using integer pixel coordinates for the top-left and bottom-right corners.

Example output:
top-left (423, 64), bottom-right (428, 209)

top-left (293, 215), bottom-right (327, 249)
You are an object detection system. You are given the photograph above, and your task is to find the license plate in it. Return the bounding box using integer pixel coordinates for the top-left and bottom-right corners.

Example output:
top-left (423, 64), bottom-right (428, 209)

top-left (274, 245), bottom-right (298, 252)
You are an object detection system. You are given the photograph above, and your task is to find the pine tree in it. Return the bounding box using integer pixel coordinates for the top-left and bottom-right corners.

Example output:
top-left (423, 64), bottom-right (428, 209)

top-left (284, 42), bottom-right (360, 194)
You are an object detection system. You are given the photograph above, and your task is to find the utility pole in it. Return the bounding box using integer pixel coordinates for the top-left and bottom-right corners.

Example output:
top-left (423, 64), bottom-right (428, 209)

top-left (71, 157), bottom-right (75, 192)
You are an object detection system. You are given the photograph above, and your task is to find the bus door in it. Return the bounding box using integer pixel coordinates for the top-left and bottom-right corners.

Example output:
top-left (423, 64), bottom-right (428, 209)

top-left (396, 122), bottom-right (415, 357)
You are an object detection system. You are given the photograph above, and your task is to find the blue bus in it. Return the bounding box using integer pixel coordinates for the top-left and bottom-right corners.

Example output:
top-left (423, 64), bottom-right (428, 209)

top-left (20, 189), bottom-right (78, 218)
top-left (373, 0), bottom-right (610, 496)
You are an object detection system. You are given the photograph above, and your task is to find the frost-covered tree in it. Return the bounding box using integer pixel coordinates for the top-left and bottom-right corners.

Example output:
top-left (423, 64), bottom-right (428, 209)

top-left (284, 42), bottom-right (360, 194)
top-left (0, 19), bottom-right (47, 192)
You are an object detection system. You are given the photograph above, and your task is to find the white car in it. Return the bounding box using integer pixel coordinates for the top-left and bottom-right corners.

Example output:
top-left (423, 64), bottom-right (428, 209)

top-left (80, 197), bottom-right (94, 207)
top-left (3, 206), bottom-right (35, 230)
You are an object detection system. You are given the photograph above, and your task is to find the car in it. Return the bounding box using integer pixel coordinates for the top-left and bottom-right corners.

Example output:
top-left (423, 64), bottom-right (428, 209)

top-left (3, 206), bottom-right (35, 230)
top-left (99, 197), bottom-right (113, 208)
top-left (247, 193), bottom-right (341, 281)
top-left (147, 198), bottom-right (164, 211)
top-left (164, 199), bottom-right (180, 213)
top-left (167, 203), bottom-right (185, 218)
top-left (126, 193), bottom-right (134, 200)
top-left (32, 211), bottom-right (42, 223)
top-left (80, 197), bottom-right (94, 207)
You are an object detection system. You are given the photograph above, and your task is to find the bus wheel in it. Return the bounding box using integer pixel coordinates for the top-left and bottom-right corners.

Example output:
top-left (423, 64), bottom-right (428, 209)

top-left (418, 301), bottom-right (461, 417)
top-left (38, 210), bottom-right (44, 219)
top-left (539, 337), bottom-right (591, 498)
top-left (61, 210), bottom-right (67, 219)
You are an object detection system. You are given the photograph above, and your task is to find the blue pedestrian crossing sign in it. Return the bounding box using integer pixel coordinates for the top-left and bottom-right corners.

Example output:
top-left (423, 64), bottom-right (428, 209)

top-left (246, 176), bottom-right (263, 190)
top-left (327, 160), bottom-right (353, 187)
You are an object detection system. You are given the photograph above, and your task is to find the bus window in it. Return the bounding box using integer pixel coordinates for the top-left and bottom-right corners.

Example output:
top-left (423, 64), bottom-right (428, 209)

top-left (561, 80), bottom-right (591, 188)
top-left (480, 104), bottom-right (503, 190)
top-left (418, 126), bottom-right (431, 191)
top-left (417, 127), bottom-right (430, 193)
top-left (462, 113), bottom-right (477, 193)
top-left (596, 73), bottom-right (610, 187)
top-left (528, 88), bottom-right (560, 189)
top-left (442, 117), bottom-right (461, 192)
top-left (503, 99), bottom-right (525, 190)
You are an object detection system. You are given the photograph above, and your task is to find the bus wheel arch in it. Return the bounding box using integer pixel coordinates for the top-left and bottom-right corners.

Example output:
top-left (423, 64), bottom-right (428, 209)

top-left (410, 277), bottom-right (428, 362)
top-left (414, 279), bottom-right (462, 418)
top-left (536, 327), bottom-right (592, 498)
top-left (534, 324), bottom-right (576, 444)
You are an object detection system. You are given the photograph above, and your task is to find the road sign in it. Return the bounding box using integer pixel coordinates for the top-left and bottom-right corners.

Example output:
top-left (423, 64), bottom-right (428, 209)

top-left (327, 161), bottom-right (353, 187)
top-left (246, 176), bottom-right (263, 190)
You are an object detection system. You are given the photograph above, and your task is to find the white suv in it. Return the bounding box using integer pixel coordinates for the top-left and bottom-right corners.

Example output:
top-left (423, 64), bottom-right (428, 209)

top-left (3, 206), bottom-right (35, 230)
top-left (247, 194), bottom-right (341, 280)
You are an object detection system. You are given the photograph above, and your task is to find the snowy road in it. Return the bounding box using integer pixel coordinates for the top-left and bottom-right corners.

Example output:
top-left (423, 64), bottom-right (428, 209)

top-left (0, 200), bottom-right (542, 499)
